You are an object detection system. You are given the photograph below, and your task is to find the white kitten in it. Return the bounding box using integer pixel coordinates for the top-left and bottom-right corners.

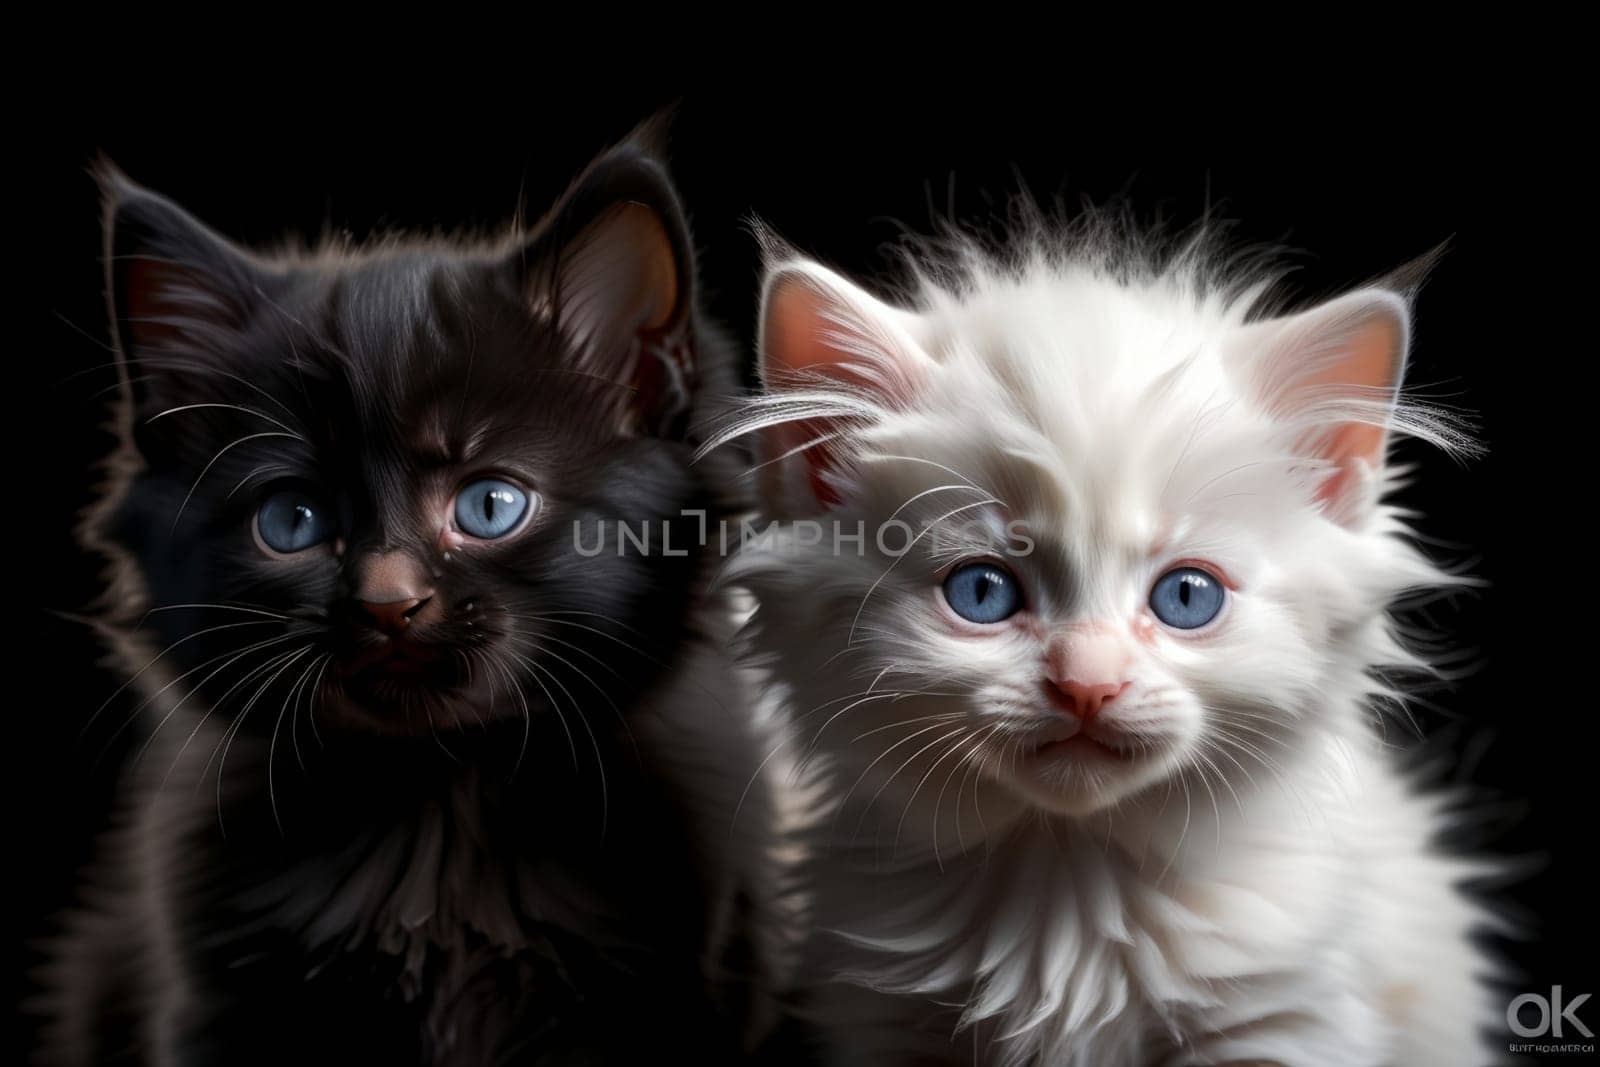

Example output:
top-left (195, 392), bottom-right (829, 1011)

top-left (710, 224), bottom-right (1498, 1065)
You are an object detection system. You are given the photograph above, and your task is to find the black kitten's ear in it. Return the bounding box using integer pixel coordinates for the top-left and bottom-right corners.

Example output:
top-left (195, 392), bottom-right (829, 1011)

top-left (97, 161), bottom-right (266, 412)
top-left (519, 120), bottom-right (698, 436)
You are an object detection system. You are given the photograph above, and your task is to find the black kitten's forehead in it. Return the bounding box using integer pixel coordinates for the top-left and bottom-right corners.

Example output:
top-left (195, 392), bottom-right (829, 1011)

top-left (317, 256), bottom-right (575, 461)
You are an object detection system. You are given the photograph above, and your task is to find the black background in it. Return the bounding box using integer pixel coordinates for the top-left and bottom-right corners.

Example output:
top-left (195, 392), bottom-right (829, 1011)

top-left (18, 74), bottom-right (1596, 1058)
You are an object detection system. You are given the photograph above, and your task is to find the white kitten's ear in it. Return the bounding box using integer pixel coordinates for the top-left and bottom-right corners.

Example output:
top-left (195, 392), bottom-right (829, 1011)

top-left (1228, 288), bottom-right (1410, 525)
top-left (756, 258), bottom-right (931, 512)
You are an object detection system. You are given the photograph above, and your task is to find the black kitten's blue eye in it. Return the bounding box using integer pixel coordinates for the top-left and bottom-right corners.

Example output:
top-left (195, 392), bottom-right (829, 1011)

top-left (1149, 567), bottom-right (1225, 629)
top-left (455, 478), bottom-right (531, 539)
top-left (256, 489), bottom-right (335, 554)
top-left (942, 562), bottom-right (1022, 624)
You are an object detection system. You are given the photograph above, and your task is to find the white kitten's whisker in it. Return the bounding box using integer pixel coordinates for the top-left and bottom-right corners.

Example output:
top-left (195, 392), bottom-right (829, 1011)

top-left (831, 720), bottom-right (970, 829)
top-left (740, 428), bottom-right (848, 475)
top-left (848, 498), bottom-right (1001, 645)
top-left (848, 713), bottom-right (966, 744)
top-left (861, 453), bottom-right (1000, 504)
top-left (924, 722), bottom-right (1003, 866)
top-left (805, 692), bottom-right (961, 765)
top-left (891, 731), bottom-right (975, 856)
top-left (883, 482), bottom-right (993, 527)
top-left (851, 725), bottom-right (971, 846)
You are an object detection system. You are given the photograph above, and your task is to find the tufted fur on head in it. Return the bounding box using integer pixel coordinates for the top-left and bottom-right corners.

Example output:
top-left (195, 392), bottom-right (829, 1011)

top-left (706, 214), bottom-right (1497, 1065)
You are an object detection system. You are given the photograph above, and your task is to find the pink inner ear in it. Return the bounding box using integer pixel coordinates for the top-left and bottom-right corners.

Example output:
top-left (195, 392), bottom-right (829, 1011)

top-left (1302, 309), bottom-right (1404, 513)
top-left (1314, 423), bottom-right (1384, 509)
top-left (762, 280), bottom-right (858, 508)
top-left (758, 264), bottom-right (928, 512)
top-left (763, 279), bottom-right (885, 386)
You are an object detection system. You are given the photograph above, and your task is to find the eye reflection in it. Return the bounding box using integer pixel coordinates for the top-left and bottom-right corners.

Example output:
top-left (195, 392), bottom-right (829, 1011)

top-left (942, 562), bottom-right (1023, 624)
top-left (454, 478), bottom-right (531, 540)
top-left (256, 488), bottom-right (335, 553)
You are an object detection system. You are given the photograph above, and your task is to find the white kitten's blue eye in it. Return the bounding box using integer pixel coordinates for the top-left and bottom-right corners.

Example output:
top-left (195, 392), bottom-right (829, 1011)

top-left (454, 478), bottom-right (531, 539)
top-left (256, 489), bottom-right (335, 554)
top-left (1149, 567), bottom-right (1225, 629)
top-left (942, 562), bottom-right (1022, 624)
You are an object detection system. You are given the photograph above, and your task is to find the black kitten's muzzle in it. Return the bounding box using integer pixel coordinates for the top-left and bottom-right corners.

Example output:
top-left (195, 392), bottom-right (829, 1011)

top-left (340, 633), bottom-right (447, 680)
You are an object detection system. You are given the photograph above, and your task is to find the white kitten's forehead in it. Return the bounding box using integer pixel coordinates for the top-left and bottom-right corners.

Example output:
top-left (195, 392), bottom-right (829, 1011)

top-left (889, 274), bottom-right (1304, 573)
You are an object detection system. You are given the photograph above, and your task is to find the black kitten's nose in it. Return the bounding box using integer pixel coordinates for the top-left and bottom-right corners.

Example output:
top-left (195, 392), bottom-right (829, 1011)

top-left (357, 596), bottom-right (431, 636)
top-left (350, 549), bottom-right (436, 636)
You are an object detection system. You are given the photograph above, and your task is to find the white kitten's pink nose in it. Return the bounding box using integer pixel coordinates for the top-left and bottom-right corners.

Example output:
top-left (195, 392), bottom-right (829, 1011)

top-left (1045, 628), bottom-right (1131, 720)
top-left (1051, 679), bottom-right (1129, 720)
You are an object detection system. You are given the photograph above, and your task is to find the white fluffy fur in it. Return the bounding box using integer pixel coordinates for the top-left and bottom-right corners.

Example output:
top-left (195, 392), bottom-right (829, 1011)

top-left (712, 228), bottom-right (1497, 1065)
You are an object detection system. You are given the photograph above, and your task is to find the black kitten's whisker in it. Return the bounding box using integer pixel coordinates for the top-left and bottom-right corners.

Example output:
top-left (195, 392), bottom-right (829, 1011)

top-left (140, 603), bottom-right (290, 621)
top-left (425, 705), bottom-right (462, 766)
top-left (211, 646), bottom-right (312, 828)
top-left (502, 651), bottom-right (569, 778)
top-left (509, 613), bottom-right (668, 667)
top-left (305, 654), bottom-right (331, 750)
top-left (146, 402), bottom-right (307, 441)
top-left (523, 608), bottom-right (654, 639)
top-left (513, 635), bottom-right (638, 758)
top-left (166, 644), bottom-right (309, 795)
top-left (482, 648), bottom-right (543, 779)
top-left (264, 646), bottom-right (317, 834)
top-left (82, 618), bottom-right (284, 740)
top-left (133, 354), bottom-right (305, 423)
top-left (129, 630), bottom-right (307, 770)
top-left (226, 463), bottom-right (296, 500)
top-left (516, 650), bottom-right (610, 839)
top-left (287, 651), bottom-right (330, 773)
top-left (172, 431), bottom-right (302, 531)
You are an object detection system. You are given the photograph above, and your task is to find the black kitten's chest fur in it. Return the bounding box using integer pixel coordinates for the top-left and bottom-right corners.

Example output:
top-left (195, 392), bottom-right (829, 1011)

top-left (98, 713), bottom-right (733, 1066)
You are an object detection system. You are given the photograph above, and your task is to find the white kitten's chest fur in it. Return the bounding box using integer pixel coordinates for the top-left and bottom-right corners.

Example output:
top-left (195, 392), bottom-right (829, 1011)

top-left (794, 722), bottom-right (1488, 1066)
top-left (723, 235), bottom-right (1497, 1063)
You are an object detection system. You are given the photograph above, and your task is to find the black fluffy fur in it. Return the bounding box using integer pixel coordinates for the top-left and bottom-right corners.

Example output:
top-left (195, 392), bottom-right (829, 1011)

top-left (39, 124), bottom-right (757, 1065)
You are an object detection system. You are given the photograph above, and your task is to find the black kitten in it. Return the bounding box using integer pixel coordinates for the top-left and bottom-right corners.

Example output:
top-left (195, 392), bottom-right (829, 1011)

top-left (40, 126), bottom-right (772, 1065)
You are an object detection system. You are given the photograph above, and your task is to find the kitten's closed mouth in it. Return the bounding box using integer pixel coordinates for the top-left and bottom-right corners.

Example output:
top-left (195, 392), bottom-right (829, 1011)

top-left (340, 641), bottom-right (452, 688)
top-left (1031, 728), bottom-right (1140, 763)
top-left (344, 643), bottom-right (444, 675)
